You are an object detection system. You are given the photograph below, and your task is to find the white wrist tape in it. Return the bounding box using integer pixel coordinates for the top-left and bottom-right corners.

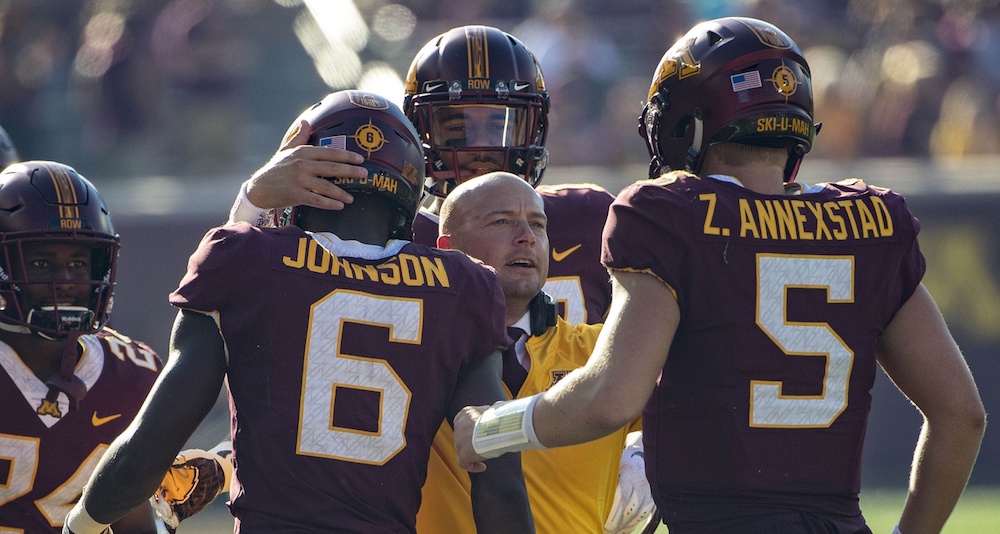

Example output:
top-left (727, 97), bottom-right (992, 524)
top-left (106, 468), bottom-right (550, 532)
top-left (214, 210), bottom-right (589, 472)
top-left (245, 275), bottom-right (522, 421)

top-left (891, 525), bottom-right (903, 534)
top-left (228, 180), bottom-right (276, 227)
top-left (472, 395), bottom-right (547, 459)
top-left (63, 504), bottom-right (111, 534)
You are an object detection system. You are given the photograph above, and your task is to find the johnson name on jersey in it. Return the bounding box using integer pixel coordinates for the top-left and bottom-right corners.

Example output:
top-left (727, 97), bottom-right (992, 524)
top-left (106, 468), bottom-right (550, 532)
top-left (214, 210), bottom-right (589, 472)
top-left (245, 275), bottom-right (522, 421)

top-left (169, 223), bottom-right (508, 532)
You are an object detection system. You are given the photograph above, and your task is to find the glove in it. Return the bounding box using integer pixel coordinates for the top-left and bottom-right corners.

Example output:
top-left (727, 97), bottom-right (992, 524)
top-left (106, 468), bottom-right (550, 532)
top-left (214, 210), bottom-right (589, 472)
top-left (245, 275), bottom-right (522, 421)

top-left (150, 441), bottom-right (233, 530)
top-left (604, 432), bottom-right (657, 534)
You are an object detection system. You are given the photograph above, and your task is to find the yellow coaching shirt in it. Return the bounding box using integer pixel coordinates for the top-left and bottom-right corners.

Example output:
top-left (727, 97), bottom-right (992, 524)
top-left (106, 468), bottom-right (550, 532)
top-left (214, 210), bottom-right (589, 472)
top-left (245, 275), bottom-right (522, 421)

top-left (415, 316), bottom-right (642, 533)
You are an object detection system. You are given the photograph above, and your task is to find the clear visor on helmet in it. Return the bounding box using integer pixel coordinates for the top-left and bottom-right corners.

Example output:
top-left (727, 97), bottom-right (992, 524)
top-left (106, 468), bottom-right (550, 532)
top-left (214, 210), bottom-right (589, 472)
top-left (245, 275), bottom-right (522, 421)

top-left (430, 104), bottom-right (529, 149)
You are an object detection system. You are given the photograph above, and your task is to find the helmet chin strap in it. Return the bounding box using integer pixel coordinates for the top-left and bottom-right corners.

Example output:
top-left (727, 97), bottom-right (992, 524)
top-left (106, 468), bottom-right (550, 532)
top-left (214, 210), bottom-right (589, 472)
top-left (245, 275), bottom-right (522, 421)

top-left (21, 306), bottom-right (95, 411)
top-left (685, 109), bottom-right (705, 173)
top-left (783, 143), bottom-right (806, 183)
top-left (0, 320), bottom-right (32, 335)
top-left (45, 330), bottom-right (88, 412)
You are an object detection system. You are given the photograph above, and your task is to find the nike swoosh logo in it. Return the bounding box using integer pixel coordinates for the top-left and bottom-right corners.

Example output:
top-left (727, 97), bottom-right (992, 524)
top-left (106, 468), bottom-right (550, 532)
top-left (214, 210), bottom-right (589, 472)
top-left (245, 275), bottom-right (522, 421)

top-left (425, 82), bottom-right (446, 92)
top-left (92, 412), bottom-right (122, 426)
top-left (552, 244), bottom-right (582, 262)
top-left (513, 81), bottom-right (531, 91)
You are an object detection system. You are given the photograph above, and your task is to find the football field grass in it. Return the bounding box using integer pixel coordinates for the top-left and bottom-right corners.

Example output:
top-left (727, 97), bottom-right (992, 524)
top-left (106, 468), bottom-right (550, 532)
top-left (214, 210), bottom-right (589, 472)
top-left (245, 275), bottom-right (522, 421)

top-left (647, 486), bottom-right (1000, 533)
top-left (179, 486), bottom-right (1000, 532)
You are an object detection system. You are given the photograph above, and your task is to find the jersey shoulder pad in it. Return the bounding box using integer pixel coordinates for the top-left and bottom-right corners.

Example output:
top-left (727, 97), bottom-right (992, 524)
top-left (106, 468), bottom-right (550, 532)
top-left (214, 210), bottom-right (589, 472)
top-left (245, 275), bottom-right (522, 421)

top-left (536, 182), bottom-right (611, 195)
top-left (98, 327), bottom-right (162, 363)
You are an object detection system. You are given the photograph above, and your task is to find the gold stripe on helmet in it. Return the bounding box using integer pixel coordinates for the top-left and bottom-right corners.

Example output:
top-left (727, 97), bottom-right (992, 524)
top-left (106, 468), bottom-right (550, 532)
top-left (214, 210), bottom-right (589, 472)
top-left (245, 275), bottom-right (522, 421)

top-left (465, 26), bottom-right (489, 80)
top-left (48, 164), bottom-right (81, 220)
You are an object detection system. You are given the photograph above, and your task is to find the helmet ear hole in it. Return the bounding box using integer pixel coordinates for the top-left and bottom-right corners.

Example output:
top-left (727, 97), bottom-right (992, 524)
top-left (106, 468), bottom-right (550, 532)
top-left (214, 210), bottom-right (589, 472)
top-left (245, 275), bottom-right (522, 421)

top-left (671, 116), bottom-right (692, 139)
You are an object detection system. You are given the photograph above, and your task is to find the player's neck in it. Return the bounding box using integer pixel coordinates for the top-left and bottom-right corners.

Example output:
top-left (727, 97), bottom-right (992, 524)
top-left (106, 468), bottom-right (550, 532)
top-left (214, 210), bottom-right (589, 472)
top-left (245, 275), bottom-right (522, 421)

top-left (0, 330), bottom-right (69, 381)
top-left (298, 198), bottom-right (394, 246)
top-left (703, 164), bottom-right (785, 195)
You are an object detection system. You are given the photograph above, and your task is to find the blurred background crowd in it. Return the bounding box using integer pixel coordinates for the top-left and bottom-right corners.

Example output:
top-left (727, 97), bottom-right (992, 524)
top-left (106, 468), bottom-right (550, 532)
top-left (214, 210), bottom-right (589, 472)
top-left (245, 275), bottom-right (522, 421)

top-left (2, 0), bottom-right (999, 501)
top-left (3, 0), bottom-right (1000, 183)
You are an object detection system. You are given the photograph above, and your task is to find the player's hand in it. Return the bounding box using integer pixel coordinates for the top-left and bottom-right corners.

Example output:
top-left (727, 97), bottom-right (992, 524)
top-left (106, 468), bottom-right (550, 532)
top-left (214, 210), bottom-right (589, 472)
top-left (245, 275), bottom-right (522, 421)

top-left (149, 445), bottom-right (233, 529)
top-left (604, 432), bottom-right (656, 534)
top-left (454, 405), bottom-right (491, 473)
top-left (245, 119), bottom-right (367, 211)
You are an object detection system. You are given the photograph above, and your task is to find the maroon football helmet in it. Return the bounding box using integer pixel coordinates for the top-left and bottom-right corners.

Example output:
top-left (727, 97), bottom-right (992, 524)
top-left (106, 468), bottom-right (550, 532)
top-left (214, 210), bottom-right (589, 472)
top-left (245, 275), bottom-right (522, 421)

top-left (403, 25), bottom-right (549, 197)
top-left (640, 17), bottom-right (817, 181)
top-left (288, 90), bottom-right (425, 239)
top-left (0, 125), bottom-right (19, 169)
top-left (0, 161), bottom-right (119, 340)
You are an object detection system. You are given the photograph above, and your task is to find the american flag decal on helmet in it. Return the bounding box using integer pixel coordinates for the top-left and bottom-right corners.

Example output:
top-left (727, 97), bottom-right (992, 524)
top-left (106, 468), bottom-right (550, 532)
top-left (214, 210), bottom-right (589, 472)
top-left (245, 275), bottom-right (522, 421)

top-left (731, 71), bottom-right (762, 92)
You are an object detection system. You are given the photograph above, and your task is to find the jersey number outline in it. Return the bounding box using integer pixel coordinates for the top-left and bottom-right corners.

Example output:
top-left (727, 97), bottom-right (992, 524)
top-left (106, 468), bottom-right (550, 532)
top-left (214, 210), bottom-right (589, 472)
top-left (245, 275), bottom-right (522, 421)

top-left (297, 290), bottom-right (421, 465)
top-left (0, 434), bottom-right (108, 528)
top-left (542, 276), bottom-right (587, 324)
top-left (751, 254), bottom-right (855, 428)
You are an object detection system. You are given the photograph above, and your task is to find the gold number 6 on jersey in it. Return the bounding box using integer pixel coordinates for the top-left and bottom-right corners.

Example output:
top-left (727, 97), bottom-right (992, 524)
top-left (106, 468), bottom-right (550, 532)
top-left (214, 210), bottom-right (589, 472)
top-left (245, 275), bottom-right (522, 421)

top-left (297, 290), bottom-right (420, 464)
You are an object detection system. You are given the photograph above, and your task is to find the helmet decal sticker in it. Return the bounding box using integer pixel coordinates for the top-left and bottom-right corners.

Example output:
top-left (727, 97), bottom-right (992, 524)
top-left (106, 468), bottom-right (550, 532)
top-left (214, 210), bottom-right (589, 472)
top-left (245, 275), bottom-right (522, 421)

top-left (739, 19), bottom-right (793, 49)
top-left (348, 91), bottom-right (390, 110)
top-left (649, 38), bottom-right (700, 100)
top-left (352, 120), bottom-right (387, 157)
top-left (731, 71), bottom-right (763, 92)
top-left (319, 135), bottom-right (347, 150)
top-left (401, 162), bottom-right (420, 187)
top-left (770, 62), bottom-right (800, 100)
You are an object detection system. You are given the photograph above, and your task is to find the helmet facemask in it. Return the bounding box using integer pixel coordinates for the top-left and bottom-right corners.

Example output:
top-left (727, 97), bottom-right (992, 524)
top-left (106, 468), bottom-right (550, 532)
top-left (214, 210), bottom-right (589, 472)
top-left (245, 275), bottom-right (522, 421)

top-left (408, 94), bottom-right (548, 197)
top-left (0, 234), bottom-right (118, 340)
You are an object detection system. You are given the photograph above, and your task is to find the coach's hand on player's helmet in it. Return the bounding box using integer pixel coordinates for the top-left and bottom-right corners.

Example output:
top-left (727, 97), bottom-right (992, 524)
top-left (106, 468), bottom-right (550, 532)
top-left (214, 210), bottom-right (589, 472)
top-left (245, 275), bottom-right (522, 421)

top-left (246, 119), bottom-right (367, 212)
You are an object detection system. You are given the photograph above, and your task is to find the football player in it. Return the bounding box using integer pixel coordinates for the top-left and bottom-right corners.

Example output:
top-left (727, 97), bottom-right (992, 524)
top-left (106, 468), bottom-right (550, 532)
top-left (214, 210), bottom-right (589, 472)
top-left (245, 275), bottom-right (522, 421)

top-left (226, 26), bottom-right (653, 534)
top-left (64, 90), bottom-right (533, 534)
top-left (231, 25), bottom-right (612, 325)
top-left (0, 161), bottom-right (163, 533)
top-left (454, 17), bottom-right (986, 534)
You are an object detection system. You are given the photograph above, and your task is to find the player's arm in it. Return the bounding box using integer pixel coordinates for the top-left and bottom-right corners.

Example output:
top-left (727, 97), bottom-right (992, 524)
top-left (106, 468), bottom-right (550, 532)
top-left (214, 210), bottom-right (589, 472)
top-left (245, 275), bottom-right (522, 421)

top-left (455, 269), bottom-right (678, 469)
top-left (448, 350), bottom-right (535, 534)
top-left (876, 284), bottom-right (986, 534)
top-left (227, 119), bottom-right (366, 225)
top-left (64, 310), bottom-right (229, 534)
top-left (103, 503), bottom-right (158, 534)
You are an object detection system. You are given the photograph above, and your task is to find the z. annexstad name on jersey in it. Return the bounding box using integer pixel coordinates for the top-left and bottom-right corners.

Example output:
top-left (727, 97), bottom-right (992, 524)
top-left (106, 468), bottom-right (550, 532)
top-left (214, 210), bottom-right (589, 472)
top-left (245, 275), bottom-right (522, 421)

top-left (282, 237), bottom-right (451, 287)
top-left (699, 193), bottom-right (895, 240)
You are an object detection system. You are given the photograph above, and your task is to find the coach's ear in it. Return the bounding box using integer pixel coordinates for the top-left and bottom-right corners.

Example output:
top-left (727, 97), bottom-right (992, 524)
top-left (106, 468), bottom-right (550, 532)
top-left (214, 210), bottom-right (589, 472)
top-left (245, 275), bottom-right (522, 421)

top-left (437, 235), bottom-right (453, 250)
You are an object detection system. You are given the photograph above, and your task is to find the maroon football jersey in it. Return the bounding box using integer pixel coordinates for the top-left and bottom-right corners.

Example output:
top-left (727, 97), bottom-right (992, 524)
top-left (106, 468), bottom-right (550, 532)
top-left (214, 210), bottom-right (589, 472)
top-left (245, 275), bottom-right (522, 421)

top-left (0, 329), bottom-right (162, 532)
top-left (412, 183), bottom-right (614, 325)
top-left (602, 174), bottom-right (924, 527)
top-left (170, 224), bottom-right (508, 533)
